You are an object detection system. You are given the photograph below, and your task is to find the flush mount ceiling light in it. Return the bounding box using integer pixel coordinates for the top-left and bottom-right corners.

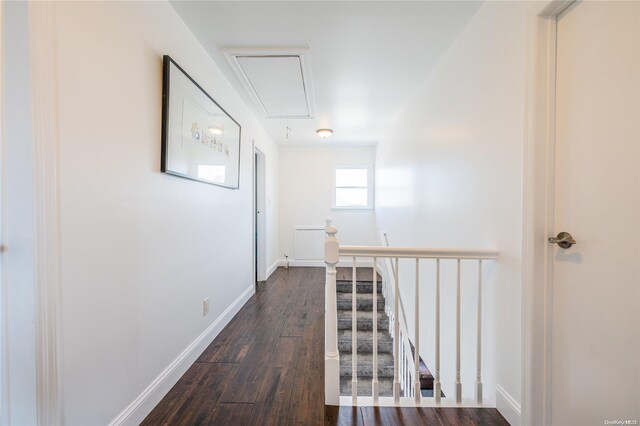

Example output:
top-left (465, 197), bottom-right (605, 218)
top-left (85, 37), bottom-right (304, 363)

top-left (316, 128), bottom-right (333, 139)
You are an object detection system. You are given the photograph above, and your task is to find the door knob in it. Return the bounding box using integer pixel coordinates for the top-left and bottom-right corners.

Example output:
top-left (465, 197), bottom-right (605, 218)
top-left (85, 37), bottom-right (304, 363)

top-left (548, 232), bottom-right (576, 249)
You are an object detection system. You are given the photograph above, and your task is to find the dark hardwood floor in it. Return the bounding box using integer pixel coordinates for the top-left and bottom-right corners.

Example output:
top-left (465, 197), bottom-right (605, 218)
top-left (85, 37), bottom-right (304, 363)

top-left (142, 267), bottom-right (509, 426)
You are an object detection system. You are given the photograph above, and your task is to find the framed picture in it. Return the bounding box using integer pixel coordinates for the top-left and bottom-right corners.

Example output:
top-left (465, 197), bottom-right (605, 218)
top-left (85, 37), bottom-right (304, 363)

top-left (161, 55), bottom-right (241, 189)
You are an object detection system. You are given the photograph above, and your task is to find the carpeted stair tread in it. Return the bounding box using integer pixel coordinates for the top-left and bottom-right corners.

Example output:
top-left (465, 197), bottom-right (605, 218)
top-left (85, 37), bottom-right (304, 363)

top-left (340, 378), bottom-right (395, 397)
top-left (336, 281), bottom-right (383, 294)
top-left (336, 292), bottom-right (385, 311)
top-left (335, 267), bottom-right (382, 282)
top-left (337, 311), bottom-right (389, 331)
top-left (339, 353), bottom-right (395, 378)
top-left (338, 330), bottom-right (393, 354)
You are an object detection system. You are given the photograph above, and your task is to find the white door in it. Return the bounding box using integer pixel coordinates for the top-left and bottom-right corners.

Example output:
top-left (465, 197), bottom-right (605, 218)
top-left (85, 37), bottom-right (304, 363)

top-left (551, 1), bottom-right (640, 425)
top-left (254, 147), bottom-right (267, 282)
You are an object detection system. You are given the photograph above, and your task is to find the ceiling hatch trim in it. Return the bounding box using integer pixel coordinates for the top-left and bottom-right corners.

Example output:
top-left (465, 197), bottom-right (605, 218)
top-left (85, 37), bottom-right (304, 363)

top-left (223, 47), bottom-right (315, 119)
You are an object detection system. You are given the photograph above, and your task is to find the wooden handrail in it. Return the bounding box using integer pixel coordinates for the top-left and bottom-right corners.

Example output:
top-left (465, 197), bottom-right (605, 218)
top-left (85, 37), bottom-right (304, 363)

top-left (340, 245), bottom-right (499, 259)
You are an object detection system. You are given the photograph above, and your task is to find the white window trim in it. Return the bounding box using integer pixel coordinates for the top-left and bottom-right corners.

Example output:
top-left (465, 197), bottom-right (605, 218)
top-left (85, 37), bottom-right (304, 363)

top-left (331, 164), bottom-right (374, 210)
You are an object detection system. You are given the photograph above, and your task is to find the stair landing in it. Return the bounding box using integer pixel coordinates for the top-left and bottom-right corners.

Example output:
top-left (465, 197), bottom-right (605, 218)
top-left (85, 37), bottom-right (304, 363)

top-left (143, 267), bottom-right (507, 425)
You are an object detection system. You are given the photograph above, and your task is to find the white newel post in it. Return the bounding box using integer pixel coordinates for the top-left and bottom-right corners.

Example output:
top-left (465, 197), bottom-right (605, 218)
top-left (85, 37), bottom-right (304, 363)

top-left (324, 218), bottom-right (340, 405)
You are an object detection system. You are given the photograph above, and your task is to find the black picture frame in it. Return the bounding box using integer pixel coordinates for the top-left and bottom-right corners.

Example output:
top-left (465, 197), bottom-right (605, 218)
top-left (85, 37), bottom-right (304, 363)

top-left (161, 55), bottom-right (242, 189)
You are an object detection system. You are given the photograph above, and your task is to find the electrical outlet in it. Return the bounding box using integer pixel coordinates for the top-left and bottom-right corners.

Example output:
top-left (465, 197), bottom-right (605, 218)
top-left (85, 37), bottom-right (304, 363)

top-left (203, 298), bottom-right (210, 316)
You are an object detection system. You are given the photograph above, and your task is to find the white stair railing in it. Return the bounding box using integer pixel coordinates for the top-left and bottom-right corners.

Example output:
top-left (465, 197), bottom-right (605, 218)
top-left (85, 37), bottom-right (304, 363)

top-left (382, 250), bottom-right (417, 402)
top-left (324, 219), bottom-right (499, 407)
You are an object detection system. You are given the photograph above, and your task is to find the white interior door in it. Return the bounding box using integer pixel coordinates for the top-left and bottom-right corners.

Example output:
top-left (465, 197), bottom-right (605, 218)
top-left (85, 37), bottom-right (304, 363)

top-left (254, 147), bottom-right (267, 282)
top-left (551, 2), bottom-right (640, 425)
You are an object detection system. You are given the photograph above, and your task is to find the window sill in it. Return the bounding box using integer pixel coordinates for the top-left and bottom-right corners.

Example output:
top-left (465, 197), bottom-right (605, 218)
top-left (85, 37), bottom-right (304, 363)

top-left (331, 206), bottom-right (374, 211)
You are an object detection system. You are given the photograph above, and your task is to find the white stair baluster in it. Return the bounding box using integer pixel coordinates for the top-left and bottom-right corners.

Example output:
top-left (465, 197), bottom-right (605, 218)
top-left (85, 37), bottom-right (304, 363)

top-left (414, 258), bottom-right (421, 403)
top-left (372, 258), bottom-right (379, 403)
top-left (403, 339), bottom-right (407, 395)
top-left (455, 258), bottom-right (462, 404)
top-left (398, 336), bottom-right (405, 391)
top-left (434, 258), bottom-right (441, 403)
top-left (405, 356), bottom-right (408, 396)
top-left (409, 363), bottom-right (414, 398)
top-left (476, 259), bottom-right (483, 404)
top-left (393, 258), bottom-right (400, 403)
top-left (352, 258), bottom-right (358, 404)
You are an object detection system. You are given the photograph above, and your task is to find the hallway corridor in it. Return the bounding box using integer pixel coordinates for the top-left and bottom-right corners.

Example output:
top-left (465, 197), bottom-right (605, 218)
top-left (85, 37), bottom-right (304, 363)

top-left (143, 268), bottom-right (508, 425)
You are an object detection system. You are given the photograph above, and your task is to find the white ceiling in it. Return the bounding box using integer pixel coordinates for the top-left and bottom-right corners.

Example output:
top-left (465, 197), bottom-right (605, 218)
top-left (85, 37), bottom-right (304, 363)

top-left (170, 1), bottom-right (482, 146)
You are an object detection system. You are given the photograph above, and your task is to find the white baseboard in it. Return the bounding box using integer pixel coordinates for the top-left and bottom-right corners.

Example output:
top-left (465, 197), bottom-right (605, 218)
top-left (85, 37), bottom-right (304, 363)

top-left (266, 259), bottom-right (280, 279)
top-left (108, 285), bottom-right (255, 426)
top-left (496, 384), bottom-right (521, 426)
top-left (278, 258), bottom-right (374, 268)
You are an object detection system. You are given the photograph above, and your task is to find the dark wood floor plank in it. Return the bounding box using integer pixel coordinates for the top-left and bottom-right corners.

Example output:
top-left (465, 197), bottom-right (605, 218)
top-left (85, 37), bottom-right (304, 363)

top-left (218, 272), bottom-right (301, 404)
top-left (288, 268), bottom-right (326, 425)
top-left (218, 326), bottom-right (283, 403)
top-left (325, 405), bottom-right (364, 426)
top-left (197, 327), bottom-right (257, 363)
top-left (282, 268), bottom-right (325, 337)
top-left (360, 406), bottom-right (445, 425)
top-left (287, 317), bottom-right (325, 426)
top-left (206, 403), bottom-right (254, 426)
top-left (141, 362), bottom-right (237, 426)
top-left (271, 336), bottom-right (301, 368)
top-left (360, 406), bottom-right (400, 426)
top-left (435, 407), bottom-right (510, 426)
top-left (281, 308), bottom-right (308, 337)
top-left (248, 337), bottom-right (302, 425)
top-left (249, 365), bottom-right (301, 425)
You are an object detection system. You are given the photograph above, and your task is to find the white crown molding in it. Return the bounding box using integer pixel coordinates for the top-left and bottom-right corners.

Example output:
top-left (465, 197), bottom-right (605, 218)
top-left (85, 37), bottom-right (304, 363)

top-left (28, 2), bottom-right (64, 424)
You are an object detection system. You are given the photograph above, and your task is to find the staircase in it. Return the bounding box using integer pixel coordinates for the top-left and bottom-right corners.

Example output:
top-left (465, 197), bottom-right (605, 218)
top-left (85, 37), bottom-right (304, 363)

top-left (336, 267), bottom-right (395, 396)
top-left (324, 220), bottom-right (499, 406)
top-left (335, 267), bottom-right (438, 398)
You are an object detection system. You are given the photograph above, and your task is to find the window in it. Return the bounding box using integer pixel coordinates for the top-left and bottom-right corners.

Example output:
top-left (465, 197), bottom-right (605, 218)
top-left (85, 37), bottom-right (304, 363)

top-left (333, 166), bottom-right (373, 209)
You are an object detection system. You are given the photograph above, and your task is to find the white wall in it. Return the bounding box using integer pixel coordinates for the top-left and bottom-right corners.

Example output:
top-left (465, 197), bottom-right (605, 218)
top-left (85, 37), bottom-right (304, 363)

top-left (279, 145), bottom-right (377, 264)
top-left (376, 1), bottom-right (532, 422)
top-left (50, 1), bottom-right (278, 424)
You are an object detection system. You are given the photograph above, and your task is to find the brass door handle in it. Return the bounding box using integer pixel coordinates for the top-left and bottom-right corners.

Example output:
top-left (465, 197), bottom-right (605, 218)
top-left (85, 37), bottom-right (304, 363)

top-left (548, 232), bottom-right (576, 249)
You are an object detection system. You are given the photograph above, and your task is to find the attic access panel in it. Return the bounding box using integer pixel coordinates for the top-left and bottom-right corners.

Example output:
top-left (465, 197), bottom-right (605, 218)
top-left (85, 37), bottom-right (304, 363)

top-left (224, 48), bottom-right (315, 119)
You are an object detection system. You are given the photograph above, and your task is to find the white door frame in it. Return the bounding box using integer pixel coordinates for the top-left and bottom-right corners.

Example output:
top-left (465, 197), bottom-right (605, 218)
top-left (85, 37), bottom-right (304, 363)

top-left (0, 2), bottom-right (6, 422)
top-left (253, 143), bottom-right (267, 283)
top-left (1, 2), bottom-right (63, 424)
top-left (30, 2), bottom-right (63, 423)
top-left (1, 2), bottom-right (61, 423)
top-left (521, 1), bottom-right (575, 426)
